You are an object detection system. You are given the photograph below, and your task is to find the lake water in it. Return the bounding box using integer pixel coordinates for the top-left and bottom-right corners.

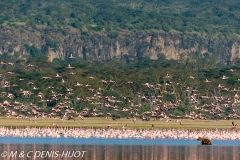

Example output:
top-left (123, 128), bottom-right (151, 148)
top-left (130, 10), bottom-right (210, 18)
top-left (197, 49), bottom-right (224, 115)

top-left (0, 138), bottom-right (239, 160)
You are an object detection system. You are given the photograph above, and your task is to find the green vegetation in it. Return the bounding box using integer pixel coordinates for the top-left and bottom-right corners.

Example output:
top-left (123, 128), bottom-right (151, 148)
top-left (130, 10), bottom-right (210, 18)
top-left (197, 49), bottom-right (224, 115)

top-left (0, 0), bottom-right (240, 36)
top-left (0, 117), bottom-right (237, 130)
top-left (0, 55), bottom-right (239, 119)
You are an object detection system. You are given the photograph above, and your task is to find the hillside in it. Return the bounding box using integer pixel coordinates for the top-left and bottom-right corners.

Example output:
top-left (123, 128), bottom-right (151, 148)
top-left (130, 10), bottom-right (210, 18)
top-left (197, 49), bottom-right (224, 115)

top-left (1, 0), bottom-right (240, 34)
top-left (0, 0), bottom-right (240, 62)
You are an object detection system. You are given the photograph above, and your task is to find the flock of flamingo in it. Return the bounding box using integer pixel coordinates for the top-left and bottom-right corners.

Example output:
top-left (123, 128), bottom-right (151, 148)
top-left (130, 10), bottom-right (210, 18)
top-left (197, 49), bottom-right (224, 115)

top-left (0, 127), bottom-right (239, 141)
top-left (0, 60), bottom-right (238, 140)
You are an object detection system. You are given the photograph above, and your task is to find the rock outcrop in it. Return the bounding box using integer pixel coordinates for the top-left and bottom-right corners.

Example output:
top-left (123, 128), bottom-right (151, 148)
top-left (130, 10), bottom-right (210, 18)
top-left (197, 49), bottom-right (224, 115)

top-left (0, 25), bottom-right (239, 62)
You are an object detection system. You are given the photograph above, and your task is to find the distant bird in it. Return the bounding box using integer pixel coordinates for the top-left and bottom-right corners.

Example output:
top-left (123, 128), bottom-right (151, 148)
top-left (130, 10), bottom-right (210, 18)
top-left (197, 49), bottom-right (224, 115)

top-left (98, 87), bottom-right (104, 91)
top-left (228, 69), bottom-right (236, 72)
top-left (27, 81), bottom-right (34, 85)
top-left (232, 88), bottom-right (238, 92)
top-left (52, 123), bottom-right (58, 127)
top-left (68, 53), bottom-right (76, 59)
top-left (66, 64), bottom-right (75, 69)
top-left (79, 115), bottom-right (84, 120)
top-left (74, 82), bottom-right (83, 86)
top-left (165, 73), bottom-right (172, 79)
top-left (7, 72), bottom-right (14, 75)
top-left (54, 73), bottom-right (62, 78)
top-left (33, 86), bottom-right (38, 90)
top-left (67, 115), bottom-right (75, 121)
top-left (64, 96), bottom-right (70, 100)
top-left (47, 86), bottom-right (54, 89)
top-left (88, 76), bottom-right (95, 79)
top-left (61, 78), bottom-right (66, 83)
top-left (188, 76), bottom-right (195, 79)
top-left (107, 125), bottom-right (113, 128)
top-left (108, 80), bottom-right (115, 83)
top-left (66, 88), bottom-right (73, 92)
top-left (7, 62), bottom-right (14, 66)
top-left (126, 81), bottom-right (133, 84)
top-left (232, 121), bottom-right (238, 130)
top-left (85, 82), bottom-right (91, 87)
top-left (166, 119), bottom-right (171, 122)
top-left (131, 117), bottom-right (136, 123)
top-left (204, 79), bottom-right (212, 83)
top-left (0, 61), bottom-right (6, 65)
top-left (99, 80), bottom-right (108, 84)
top-left (176, 119), bottom-right (182, 125)
top-left (217, 84), bottom-right (223, 88)
top-left (68, 72), bottom-right (76, 75)
top-left (42, 77), bottom-right (51, 80)
top-left (27, 64), bottom-right (34, 67)
top-left (220, 75), bottom-right (228, 80)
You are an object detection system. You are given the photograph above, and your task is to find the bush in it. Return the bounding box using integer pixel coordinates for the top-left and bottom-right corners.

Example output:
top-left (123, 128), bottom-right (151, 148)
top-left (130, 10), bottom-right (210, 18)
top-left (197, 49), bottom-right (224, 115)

top-left (108, 31), bottom-right (119, 39)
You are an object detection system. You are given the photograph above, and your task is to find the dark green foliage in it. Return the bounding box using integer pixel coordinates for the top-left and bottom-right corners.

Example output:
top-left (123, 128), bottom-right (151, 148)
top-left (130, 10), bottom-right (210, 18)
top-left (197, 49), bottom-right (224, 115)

top-left (89, 25), bottom-right (103, 32)
top-left (81, 31), bottom-right (88, 36)
top-left (227, 77), bottom-right (236, 85)
top-left (0, 0), bottom-right (239, 35)
top-left (45, 39), bottom-right (58, 52)
top-left (102, 90), bottom-right (120, 99)
top-left (107, 31), bottom-right (119, 39)
top-left (71, 21), bottom-right (83, 29)
top-left (24, 44), bottom-right (43, 58)
top-left (0, 18), bottom-right (4, 24)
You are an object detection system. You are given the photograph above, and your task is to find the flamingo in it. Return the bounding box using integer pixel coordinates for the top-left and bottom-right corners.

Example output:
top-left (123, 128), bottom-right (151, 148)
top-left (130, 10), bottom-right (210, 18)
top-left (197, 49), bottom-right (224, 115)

top-left (220, 75), bottom-right (228, 80)
top-left (66, 64), bottom-right (75, 69)
top-left (68, 53), bottom-right (76, 59)
top-left (204, 79), bottom-right (212, 83)
top-left (232, 121), bottom-right (238, 130)
top-left (54, 73), bottom-right (62, 78)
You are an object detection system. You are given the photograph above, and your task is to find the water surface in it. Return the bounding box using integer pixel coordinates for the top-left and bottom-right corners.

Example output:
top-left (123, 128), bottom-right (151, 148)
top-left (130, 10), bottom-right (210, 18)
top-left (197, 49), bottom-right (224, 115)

top-left (0, 138), bottom-right (239, 160)
top-left (0, 137), bottom-right (239, 146)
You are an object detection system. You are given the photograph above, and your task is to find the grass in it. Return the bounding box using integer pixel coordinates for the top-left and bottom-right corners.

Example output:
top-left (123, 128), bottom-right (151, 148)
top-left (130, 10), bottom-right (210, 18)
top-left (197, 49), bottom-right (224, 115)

top-left (0, 117), bottom-right (238, 130)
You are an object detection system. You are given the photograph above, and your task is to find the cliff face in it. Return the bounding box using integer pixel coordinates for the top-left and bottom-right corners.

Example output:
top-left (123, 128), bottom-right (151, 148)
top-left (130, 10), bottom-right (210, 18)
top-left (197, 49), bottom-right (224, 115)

top-left (0, 25), bottom-right (239, 62)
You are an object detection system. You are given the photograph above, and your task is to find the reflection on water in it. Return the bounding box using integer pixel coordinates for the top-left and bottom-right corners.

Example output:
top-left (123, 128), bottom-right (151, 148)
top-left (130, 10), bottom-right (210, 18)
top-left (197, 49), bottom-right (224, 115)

top-left (0, 144), bottom-right (239, 160)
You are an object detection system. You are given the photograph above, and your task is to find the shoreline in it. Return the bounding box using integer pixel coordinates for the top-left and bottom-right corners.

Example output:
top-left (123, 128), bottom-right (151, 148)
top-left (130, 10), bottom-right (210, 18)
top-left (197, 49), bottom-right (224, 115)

top-left (0, 117), bottom-right (239, 130)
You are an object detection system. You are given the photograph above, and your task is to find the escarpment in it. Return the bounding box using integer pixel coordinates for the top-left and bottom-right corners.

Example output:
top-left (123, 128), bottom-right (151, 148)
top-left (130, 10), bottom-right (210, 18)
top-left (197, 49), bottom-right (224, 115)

top-left (0, 25), bottom-right (239, 63)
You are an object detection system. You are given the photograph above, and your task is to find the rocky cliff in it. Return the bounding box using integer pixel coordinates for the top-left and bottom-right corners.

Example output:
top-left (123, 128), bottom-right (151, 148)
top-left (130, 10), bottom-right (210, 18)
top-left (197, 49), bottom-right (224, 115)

top-left (0, 25), bottom-right (240, 62)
